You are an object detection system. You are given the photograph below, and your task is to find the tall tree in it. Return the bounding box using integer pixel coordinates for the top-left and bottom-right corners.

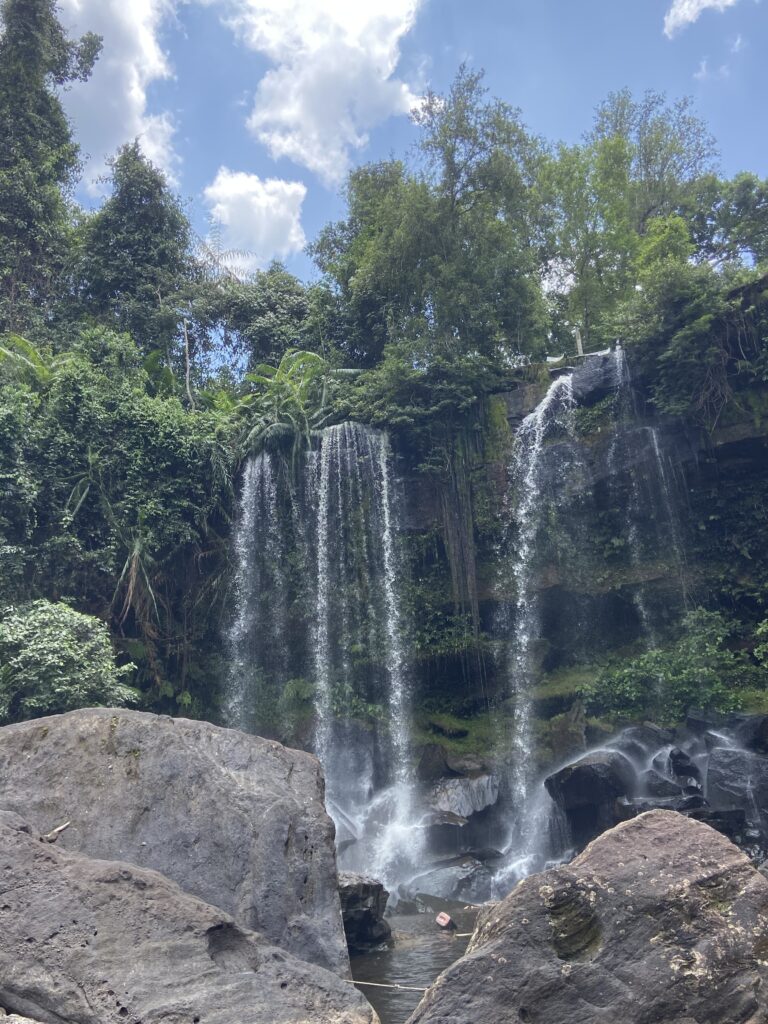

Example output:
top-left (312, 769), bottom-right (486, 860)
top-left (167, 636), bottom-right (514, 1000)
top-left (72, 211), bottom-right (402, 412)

top-left (75, 142), bottom-right (192, 357)
top-left (0, 0), bottom-right (100, 334)
top-left (589, 89), bottom-right (718, 233)
top-left (311, 67), bottom-right (547, 366)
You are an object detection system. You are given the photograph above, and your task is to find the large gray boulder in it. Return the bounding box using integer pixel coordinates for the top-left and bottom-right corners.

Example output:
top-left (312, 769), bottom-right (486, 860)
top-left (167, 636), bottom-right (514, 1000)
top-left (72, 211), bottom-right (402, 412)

top-left (545, 749), bottom-right (636, 847)
top-left (0, 708), bottom-right (347, 974)
top-left (407, 810), bottom-right (768, 1024)
top-left (0, 813), bottom-right (376, 1024)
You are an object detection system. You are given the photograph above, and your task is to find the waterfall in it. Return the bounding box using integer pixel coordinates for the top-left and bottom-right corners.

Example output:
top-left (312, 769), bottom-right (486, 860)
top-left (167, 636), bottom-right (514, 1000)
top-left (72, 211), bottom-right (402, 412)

top-left (312, 422), bottom-right (421, 888)
top-left (496, 372), bottom-right (577, 881)
top-left (610, 345), bottom-right (690, 645)
top-left (226, 422), bottom-right (420, 893)
top-left (225, 453), bottom-right (292, 734)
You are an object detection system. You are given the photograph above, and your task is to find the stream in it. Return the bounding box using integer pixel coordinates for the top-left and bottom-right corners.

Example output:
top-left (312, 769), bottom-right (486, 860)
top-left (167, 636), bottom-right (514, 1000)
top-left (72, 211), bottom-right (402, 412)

top-left (351, 907), bottom-right (479, 1024)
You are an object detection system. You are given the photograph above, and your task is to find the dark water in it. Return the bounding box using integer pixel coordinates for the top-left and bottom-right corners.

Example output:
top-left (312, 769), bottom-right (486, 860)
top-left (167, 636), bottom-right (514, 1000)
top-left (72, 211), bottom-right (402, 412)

top-left (351, 907), bottom-right (478, 1024)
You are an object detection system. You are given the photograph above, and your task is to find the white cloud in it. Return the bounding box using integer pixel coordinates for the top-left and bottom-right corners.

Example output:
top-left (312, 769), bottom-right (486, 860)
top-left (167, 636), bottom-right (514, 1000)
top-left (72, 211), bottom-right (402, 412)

top-left (693, 56), bottom-right (732, 79)
top-left (731, 32), bottom-right (745, 51)
top-left (203, 167), bottom-right (307, 271)
top-left (56, 0), bottom-right (425, 195)
top-left (58, 0), bottom-right (178, 191)
top-left (214, 0), bottom-right (424, 186)
top-left (664, 0), bottom-right (741, 37)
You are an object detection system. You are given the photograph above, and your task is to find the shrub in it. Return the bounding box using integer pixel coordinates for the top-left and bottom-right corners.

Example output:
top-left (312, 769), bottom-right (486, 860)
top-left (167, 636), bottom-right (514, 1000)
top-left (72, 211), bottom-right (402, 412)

top-left (0, 599), bottom-right (138, 723)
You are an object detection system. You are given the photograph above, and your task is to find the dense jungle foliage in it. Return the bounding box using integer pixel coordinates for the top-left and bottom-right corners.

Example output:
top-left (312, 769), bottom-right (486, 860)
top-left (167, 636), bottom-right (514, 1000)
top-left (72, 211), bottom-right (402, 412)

top-left (1, 0), bottom-right (767, 726)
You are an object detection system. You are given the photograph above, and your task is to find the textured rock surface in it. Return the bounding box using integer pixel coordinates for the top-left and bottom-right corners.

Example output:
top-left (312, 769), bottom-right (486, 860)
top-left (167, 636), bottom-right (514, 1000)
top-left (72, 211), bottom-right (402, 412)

top-left (407, 811), bottom-right (768, 1024)
top-left (411, 856), bottom-right (493, 903)
top-left (426, 775), bottom-right (500, 819)
top-left (0, 816), bottom-right (376, 1024)
top-left (0, 708), bottom-right (347, 974)
top-left (338, 873), bottom-right (392, 954)
top-left (545, 749), bottom-right (636, 847)
top-left (707, 747), bottom-right (768, 819)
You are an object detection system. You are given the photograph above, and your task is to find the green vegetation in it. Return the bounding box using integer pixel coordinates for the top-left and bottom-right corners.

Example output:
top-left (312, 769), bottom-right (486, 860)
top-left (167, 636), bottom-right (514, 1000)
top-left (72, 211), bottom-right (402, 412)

top-left (0, 599), bottom-right (137, 722)
top-left (585, 610), bottom-right (767, 723)
top-left (1, 0), bottom-right (767, 733)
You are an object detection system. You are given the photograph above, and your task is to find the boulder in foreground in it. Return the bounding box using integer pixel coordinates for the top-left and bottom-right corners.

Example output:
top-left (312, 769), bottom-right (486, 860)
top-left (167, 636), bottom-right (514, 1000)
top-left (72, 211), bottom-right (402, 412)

top-left (407, 810), bottom-right (768, 1024)
top-left (0, 708), bottom-right (347, 974)
top-left (0, 812), bottom-right (376, 1024)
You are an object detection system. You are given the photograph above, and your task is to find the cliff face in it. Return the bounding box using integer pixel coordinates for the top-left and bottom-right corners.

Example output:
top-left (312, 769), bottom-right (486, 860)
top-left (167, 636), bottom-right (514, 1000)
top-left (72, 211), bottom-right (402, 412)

top-left (397, 352), bottom-right (768, 769)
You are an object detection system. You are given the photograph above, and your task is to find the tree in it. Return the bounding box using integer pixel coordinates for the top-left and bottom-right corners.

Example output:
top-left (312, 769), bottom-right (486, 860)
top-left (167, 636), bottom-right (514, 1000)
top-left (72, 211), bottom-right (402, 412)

top-left (311, 68), bottom-right (548, 367)
top-left (539, 136), bottom-right (638, 348)
top-left (237, 349), bottom-right (332, 464)
top-left (75, 142), bottom-right (192, 356)
top-left (194, 262), bottom-right (313, 370)
top-left (0, 599), bottom-right (137, 723)
top-left (0, 0), bottom-right (101, 334)
top-left (684, 172), bottom-right (768, 267)
top-left (589, 89), bottom-right (718, 234)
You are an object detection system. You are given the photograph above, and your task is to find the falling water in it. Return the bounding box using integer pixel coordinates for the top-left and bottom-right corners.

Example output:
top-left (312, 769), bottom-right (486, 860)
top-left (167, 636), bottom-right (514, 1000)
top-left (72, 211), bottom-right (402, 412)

top-left (312, 422), bottom-right (422, 887)
top-left (497, 372), bottom-right (577, 881)
top-left (226, 423), bottom-right (421, 891)
top-left (647, 426), bottom-right (690, 608)
top-left (224, 453), bottom-right (291, 734)
top-left (609, 345), bottom-right (690, 646)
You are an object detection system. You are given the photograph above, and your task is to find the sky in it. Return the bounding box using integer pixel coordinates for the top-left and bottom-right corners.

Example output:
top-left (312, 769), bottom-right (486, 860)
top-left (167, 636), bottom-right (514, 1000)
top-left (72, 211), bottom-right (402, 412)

top-left (56, 0), bottom-right (767, 280)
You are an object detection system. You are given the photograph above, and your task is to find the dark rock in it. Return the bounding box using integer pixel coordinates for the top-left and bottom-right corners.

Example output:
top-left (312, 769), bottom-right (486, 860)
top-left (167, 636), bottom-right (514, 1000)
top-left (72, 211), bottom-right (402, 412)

top-left (640, 768), bottom-right (682, 798)
top-left (651, 745), bottom-right (702, 782)
top-left (0, 818), bottom-right (376, 1024)
top-left (570, 351), bottom-right (622, 404)
top-left (608, 724), bottom-right (673, 764)
top-left (545, 750), bottom-right (636, 848)
top-left (0, 708), bottom-right (348, 974)
top-left (426, 775), bottom-right (500, 819)
top-left (687, 807), bottom-right (748, 841)
top-left (624, 793), bottom-right (706, 816)
top-left (411, 857), bottom-right (494, 904)
top-left (686, 708), bottom-right (727, 734)
top-left (444, 752), bottom-right (490, 776)
top-left (338, 872), bottom-right (392, 955)
top-left (731, 714), bottom-right (768, 755)
top-left (669, 746), bottom-right (701, 780)
top-left (466, 847), bottom-right (504, 863)
top-left (707, 747), bottom-right (768, 822)
top-left (407, 810), bottom-right (768, 1024)
top-left (416, 744), bottom-right (456, 782)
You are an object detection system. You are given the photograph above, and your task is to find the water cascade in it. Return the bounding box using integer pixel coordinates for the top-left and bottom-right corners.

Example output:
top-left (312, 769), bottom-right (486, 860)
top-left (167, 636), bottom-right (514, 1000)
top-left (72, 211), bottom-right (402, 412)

top-left (311, 422), bottom-right (421, 886)
top-left (226, 348), bottom-right (700, 907)
top-left (227, 422), bottom-right (421, 892)
top-left (225, 453), bottom-right (296, 734)
top-left (495, 371), bottom-right (578, 886)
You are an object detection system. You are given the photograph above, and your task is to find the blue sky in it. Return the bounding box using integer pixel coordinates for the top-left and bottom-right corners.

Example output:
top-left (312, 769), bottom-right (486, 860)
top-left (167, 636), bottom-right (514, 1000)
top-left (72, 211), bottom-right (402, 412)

top-left (57, 0), bottom-right (767, 280)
